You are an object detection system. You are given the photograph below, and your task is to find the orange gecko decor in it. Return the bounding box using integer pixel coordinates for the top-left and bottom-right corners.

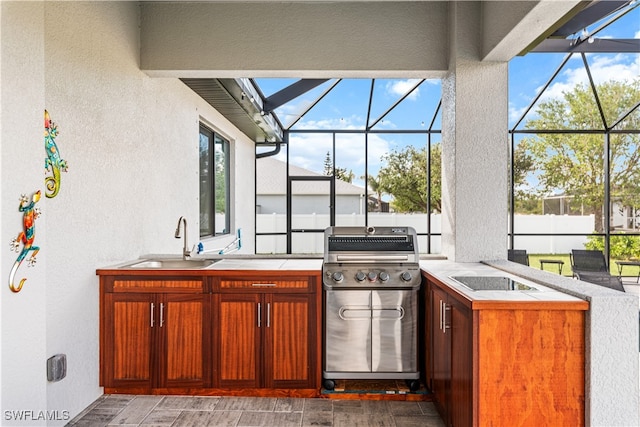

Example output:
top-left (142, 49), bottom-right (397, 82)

top-left (9, 190), bottom-right (42, 293)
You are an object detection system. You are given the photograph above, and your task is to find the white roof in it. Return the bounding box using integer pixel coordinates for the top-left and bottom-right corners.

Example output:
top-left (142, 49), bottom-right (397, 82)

top-left (256, 157), bottom-right (365, 196)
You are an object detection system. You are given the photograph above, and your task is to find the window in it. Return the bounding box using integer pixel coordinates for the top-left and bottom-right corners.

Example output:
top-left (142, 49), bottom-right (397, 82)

top-left (199, 124), bottom-right (230, 238)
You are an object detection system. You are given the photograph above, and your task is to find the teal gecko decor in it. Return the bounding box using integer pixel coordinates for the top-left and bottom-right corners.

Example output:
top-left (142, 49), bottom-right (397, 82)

top-left (9, 190), bottom-right (42, 293)
top-left (44, 110), bottom-right (68, 198)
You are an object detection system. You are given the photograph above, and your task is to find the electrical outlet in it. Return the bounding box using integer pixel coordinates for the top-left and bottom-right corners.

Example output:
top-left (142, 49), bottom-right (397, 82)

top-left (47, 354), bottom-right (67, 382)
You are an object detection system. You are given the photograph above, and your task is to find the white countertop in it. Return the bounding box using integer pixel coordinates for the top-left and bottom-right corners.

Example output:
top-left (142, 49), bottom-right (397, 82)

top-left (420, 259), bottom-right (587, 303)
top-left (206, 258), bottom-right (322, 271)
top-left (98, 254), bottom-right (323, 272)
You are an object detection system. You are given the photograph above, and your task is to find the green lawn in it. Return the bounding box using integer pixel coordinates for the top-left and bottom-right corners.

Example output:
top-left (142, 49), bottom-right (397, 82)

top-left (528, 253), bottom-right (640, 279)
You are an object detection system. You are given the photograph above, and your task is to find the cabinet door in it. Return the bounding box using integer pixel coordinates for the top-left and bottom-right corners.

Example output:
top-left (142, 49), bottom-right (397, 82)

top-left (161, 294), bottom-right (211, 388)
top-left (449, 298), bottom-right (472, 427)
top-left (104, 293), bottom-right (154, 389)
top-left (430, 285), bottom-right (450, 419)
top-left (216, 293), bottom-right (262, 388)
top-left (265, 294), bottom-right (316, 388)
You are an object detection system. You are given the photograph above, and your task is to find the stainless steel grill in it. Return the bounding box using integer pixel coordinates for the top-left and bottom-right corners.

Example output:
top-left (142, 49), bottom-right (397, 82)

top-left (322, 226), bottom-right (421, 391)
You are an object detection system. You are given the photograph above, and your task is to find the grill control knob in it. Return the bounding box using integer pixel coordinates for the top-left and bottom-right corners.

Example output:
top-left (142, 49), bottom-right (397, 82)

top-left (367, 271), bottom-right (378, 282)
top-left (379, 271), bottom-right (390, 282)
top-left (400, 271), bottom-right (413, 282)
top-left (355, 271), bottom-right (366, 282)
top-left (332, 272), bottom-right (344, 283)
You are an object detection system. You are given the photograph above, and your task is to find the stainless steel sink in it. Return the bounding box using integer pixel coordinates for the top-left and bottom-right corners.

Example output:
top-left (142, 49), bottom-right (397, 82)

top-left (127, 259), bottom-right (218, 269)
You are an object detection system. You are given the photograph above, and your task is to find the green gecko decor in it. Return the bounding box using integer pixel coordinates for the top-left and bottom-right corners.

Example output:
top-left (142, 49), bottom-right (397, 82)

top-left (44, 110), bottom-right (68, 198)
top-left (9, 190), bottom-right (41, 293)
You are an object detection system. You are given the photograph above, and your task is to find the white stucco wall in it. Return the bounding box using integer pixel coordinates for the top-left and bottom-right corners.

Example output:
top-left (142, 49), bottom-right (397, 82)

top-left (1, 2), bottom-right (256, 424)
top-left (1, 3), bottom-right (48, 425)
top-left (442, 2), bottom-right (509, 262)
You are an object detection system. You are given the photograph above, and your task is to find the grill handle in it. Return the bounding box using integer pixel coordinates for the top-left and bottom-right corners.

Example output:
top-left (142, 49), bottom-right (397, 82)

top-left (336, 255), bottom-right (409, 262)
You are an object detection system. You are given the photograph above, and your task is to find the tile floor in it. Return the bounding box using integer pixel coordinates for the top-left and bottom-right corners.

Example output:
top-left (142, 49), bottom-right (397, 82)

top-left (66, 395), bottom-right (445, 427)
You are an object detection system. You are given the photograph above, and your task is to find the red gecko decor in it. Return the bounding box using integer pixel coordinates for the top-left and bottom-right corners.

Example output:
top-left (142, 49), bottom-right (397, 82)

top-left (9, 190), bottom-right (41, 293)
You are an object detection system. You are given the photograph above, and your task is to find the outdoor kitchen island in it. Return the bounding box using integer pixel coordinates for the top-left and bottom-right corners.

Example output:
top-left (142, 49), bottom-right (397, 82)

top-left (98, 256), bottom-right (592, 416)
top-left (420, 260), bottom-right (589, 427)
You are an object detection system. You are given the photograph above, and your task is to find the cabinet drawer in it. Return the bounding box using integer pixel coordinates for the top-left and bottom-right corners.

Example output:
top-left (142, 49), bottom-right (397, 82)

top-left (218, 279), bottom-right (311, 291)
top-left (112, 279), bottom-right (203, 293)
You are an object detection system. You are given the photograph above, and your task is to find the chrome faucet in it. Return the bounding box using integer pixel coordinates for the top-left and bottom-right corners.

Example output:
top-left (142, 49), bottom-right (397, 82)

top-left (174, 216), bottom-right (191, 259)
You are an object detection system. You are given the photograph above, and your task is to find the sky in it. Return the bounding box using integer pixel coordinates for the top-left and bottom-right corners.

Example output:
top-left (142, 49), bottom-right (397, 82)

top-left (255, 4), bottom-right (640, 187)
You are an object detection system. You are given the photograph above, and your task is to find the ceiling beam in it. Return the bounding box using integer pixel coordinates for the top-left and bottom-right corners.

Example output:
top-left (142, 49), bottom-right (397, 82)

top-left (482, 1), bottom-right (584, 61)
top-left (263, 79), bottom-right (329, 113)
top-left (550, 0), bottom-right (629, 37)
top-left (531, 38), bottom-right (640, 53)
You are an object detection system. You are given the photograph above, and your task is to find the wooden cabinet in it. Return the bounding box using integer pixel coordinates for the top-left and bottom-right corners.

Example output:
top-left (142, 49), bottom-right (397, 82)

top-left (99, 270), bottom-right (322, 395)
top-left (424, 272), bottom-right (587, 427)
top-left (429, 282), bottom-right (472, 427)
top-left (100, 277), bottom-right (211, 392)
top-left (213, 277), bottom-right (318, 389)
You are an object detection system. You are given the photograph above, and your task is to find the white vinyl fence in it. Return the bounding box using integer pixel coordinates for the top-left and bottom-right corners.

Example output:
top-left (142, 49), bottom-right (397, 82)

top-left (257, 213), bottom-right (594, 255)
top-left (512, 214), bottom-right (594, 254)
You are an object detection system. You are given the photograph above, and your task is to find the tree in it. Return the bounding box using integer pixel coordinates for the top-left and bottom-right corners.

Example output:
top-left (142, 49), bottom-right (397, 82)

top-left (324, 151), bottom-right (354, 183)
top-left (512, 141), bottom-right (541, 214)
top-left (364, 174), bottom-right (385, 212)
top-left (377, 144), bottom-right (442, 213)
top-left (518, 79), bottom-right (640, 232)
top-left (335, 167), bottom-right (355, 183)
top-left (323, 151), bottom-right (332, 175)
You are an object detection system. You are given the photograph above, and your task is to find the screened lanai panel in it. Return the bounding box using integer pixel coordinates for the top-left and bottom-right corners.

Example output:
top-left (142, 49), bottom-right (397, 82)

top-left (256, 234), bottom-right (286, 254)
top-left (334, 133), bottom-right (366, 226)
top-left (288, 133), bottom-right (332, 174)
top-left (609, 132), bottom-right (640, 232)
top-left (616, 107), bottom-right (640, 131)
top-left (289, 79), bottom-right (371, 130)
top-left (368, 79), bottom-right (441, 131)
top-left (514, 131), bottom-right (606, 235)
top-left (256, 146), bottom-right (288, 233)
top-left (367, 133), bottom-right (430, 232)
top-left (258, 79), bottom-right (337, 129)
top-left (583, 53), bottom-right (640, 128)
top-left (290, 177), bottom-right (327, 252)
top-left (508, 53), bottom-right (570, 129)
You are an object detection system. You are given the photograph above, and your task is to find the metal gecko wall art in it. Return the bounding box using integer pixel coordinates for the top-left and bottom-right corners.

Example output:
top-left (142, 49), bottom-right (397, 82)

top-left (9, 190), bottom-right (42, 293)
top-left (44, 110), bottom-right (68, 198)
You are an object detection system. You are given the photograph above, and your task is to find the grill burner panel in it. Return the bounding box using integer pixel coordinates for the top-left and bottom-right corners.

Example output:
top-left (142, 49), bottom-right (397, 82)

top-left (328, 236), bottom-right (414, 252)
top-left (322, 226), bottom-right (421, 290)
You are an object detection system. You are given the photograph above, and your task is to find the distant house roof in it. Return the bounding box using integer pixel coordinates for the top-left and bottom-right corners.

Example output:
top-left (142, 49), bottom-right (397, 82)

top-left (256, 157), bottom-right (365, 196)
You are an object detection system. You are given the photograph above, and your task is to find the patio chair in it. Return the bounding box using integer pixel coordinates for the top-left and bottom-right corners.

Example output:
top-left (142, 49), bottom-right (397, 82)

top-left (570, 249), bottom-right (608, 274)
top-left (571, 249), bottom-right (638, 350)
top-left (571, 270), bottom-right (626, 292)
top-left (508, 249), bottom-right (529, 266)
top-left (570, 249), bottom-right (625, 292)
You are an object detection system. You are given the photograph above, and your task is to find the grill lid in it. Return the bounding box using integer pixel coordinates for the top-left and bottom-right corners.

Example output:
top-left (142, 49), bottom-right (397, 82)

top-left (323, 226), bottom-right (419, 265)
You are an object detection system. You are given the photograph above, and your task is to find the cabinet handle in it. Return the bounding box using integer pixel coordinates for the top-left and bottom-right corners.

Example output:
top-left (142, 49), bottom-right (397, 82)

top-left (443, 303), bottom-right (451, 331)
top-left (150, 303), bottom-right (155, 328)
top-left (160, 303), bottom-right (164, 327)
top-left (252, 283), bottom-right (277, 287)
top-left (266, 303), bottom-right (271, 328)
top-left (439, 299), bottom-right (450, 333)
top-left (257, 303), bottom-right (262, 328)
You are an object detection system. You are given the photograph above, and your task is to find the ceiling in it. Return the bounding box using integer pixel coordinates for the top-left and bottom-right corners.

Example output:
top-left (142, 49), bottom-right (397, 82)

top-left (177, 0), bottom-right (639, 144)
